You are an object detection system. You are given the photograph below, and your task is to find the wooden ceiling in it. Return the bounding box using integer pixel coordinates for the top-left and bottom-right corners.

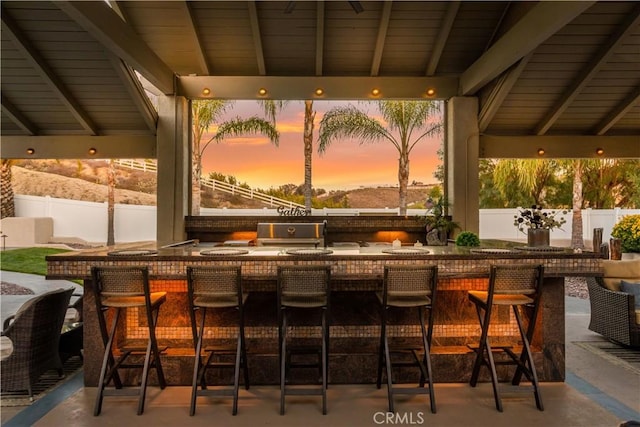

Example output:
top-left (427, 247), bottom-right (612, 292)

top-left (1, 1), bottom-right (639, 157)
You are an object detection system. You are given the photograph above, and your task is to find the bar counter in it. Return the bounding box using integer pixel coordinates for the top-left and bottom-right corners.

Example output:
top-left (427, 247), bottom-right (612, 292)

top-left (46, 241), bottom-right (602, 387)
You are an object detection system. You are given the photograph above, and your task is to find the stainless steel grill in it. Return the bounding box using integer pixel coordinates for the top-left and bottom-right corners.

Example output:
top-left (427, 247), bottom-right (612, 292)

top-left (256, 222), bottom-right (326, 247)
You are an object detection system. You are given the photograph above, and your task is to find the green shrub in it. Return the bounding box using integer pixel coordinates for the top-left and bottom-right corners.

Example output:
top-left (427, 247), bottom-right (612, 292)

top-left (611, 214), bottom-right (640, 253)
top-left (455, 231), bottom-right (480, 247)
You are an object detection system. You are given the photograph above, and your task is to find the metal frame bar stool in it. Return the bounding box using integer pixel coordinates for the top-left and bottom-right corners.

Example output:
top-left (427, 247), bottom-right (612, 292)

top-left (186, 266), bottom-right (249, 416)
top-left (91, 266), bottom-right (167, 416)
top-left (376, 265), bottom-right (438, 413)
top-left (277, 265), bottom-right (331, 415)
top-left (467, 264), bottom-right (545, 412)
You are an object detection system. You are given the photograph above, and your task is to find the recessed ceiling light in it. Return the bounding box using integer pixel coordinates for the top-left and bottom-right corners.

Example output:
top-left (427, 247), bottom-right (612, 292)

top-left (202, 87), bottom-right (211, 96)
top-left (88, 148), bottom-right (97, 155)
top-left (315, 88), bottom-right (324, 96)
top-left (425, 88), bottom-right (436, 97)
top-left (258, 88), bottom-right (268, 96)
top-left (595, 148), bottom-right (604, 156)
top-left (26, 148), bottom-right (35, 155)
top-left (371, 88), bottom-right (380, 96)
top-left (537, 148), bottom-right (545, 156)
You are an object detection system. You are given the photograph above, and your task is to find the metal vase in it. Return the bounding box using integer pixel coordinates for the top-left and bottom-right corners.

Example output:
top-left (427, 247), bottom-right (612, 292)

top-left (527, 228), bottom-right (550, 247)
top-left (592, 228), bottom-right (603, 255)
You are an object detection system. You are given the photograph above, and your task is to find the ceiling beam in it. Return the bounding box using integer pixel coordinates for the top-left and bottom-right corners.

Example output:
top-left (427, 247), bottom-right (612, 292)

top-left (183, 2), bottom-right (210, 76)
top-left (247, 1), bottom-right (266, 76)
top-left (0, 135), bottom-right (157, 159)
top-left (370, 1), bottom-right (392, 77)
top-left (460, 1), bottom-right (594, 95)
top-left (315, 1), bottom-right (325, 76)
top-left (426, 1), bottom-right (460, 76)
top-left (478, 53), bottom-right (532, 132)
top-left (1, 94), bottom-right (38, 136)
top-left (2, 10), bottom-right (99, 136)
top-left (107, 54), bottom-right (158, 134)
top-left (55, 1), bottom-right (175, 95)
top-left (593, 86), bottom-right (640, 136)
top-left (480, 135), bottom-right (640, 159)
top-left (535, 5), bottom-right (640, 135)
top-left (178, 76), bottom-right (458, 100)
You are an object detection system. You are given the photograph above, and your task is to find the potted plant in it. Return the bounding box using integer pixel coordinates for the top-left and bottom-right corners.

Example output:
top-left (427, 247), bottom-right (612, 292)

top-left (421, 197), bottom-right (460, 246)
top-left (455, 231), bottom-right (480, 247)
top-left (513, 205), bottom-right (567, 247)
top-left (611, 214), bottom-right (640, 259)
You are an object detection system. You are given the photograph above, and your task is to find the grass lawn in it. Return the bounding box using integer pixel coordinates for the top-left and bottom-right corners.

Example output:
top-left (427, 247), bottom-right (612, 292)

top-left (0, 247), bottom-right (71, 276)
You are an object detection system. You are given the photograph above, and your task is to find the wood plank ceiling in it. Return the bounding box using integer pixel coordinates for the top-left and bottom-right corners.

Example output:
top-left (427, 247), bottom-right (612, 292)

top-left (1, 1), bottom-right (638, 158)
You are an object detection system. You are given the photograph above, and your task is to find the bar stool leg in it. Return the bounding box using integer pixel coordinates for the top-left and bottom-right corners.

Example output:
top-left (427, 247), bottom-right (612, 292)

top-left (321, 308), bottom-right (328, 415)
top-left (469, 303), bottom-right (503, 412)
top-left (232, 309), bottom-right (243, 415)
top-left (240, 311), bottom-right (250, 390)
top-left (190, 308), bottom-right (207, 416)
top-left (418, 306), bottom-right (436, 413)
top-left (280, 310), bottom-right (288, 416)
top-left (137, 305), bottom-right (166, 415)
top-left (382, 316), bottom-right (395, 413)
top-left (513, 306), bottom-right (544, 410)
top-left (94, 308), bottom-right (121, 416)
top-left (376, 311), bottom-right (386, 390)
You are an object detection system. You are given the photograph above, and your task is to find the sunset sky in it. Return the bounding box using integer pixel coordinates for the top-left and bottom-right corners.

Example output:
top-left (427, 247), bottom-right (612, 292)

top-left (201, 100), bottom-right (443, 191)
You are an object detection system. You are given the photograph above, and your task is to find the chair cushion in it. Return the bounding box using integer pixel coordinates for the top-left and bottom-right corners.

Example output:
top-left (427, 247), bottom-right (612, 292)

top-left (468, 290), bottom-right (533, 306)
top-left (102, 292), bottom-right (167, 308)
top-left (619, 280), bottom-right (640, 325)
top-left (601, 259), bottom-right (640, 291)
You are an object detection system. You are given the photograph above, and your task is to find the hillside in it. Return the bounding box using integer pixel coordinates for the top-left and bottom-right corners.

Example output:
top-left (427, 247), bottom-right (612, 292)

top-left (10, 160), bottom-right (434, 209)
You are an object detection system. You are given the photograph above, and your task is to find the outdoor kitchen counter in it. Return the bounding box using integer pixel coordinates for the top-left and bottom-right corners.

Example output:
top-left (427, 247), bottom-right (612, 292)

top-left (46, 242), bottom-right (602, 386)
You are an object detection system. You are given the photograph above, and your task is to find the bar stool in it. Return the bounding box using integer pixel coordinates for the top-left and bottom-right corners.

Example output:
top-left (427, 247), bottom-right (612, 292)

top-left (277, 265), bottom-right (331, 415)
top-left (467, 264), bottom-right (544, 412)
top-left (376, 265), bottom-right (438, 413)
top-left (91, 266), bottom-right (167, 416)
top-left (186, 266), bottom-right (249, 416)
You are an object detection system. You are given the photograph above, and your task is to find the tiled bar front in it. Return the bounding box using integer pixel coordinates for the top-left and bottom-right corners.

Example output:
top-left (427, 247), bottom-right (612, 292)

top-left (47, 248), bottom-right (601, 386)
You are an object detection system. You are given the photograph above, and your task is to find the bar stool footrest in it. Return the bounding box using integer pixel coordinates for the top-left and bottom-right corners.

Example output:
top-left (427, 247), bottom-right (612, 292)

top-left (120, 345), bottom-right (168, 354)
top-left (196, 388), bottom-right (236, 397)
top-left (284, 387), bottom-right (324, 396)
top-left (390, 387), bottom-right (432, 395)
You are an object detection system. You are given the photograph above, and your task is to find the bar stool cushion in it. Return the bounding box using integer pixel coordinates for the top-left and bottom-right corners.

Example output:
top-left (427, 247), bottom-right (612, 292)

top-left (194, 293), bottom-right (248, 308)
top-left (468, 290), bottom-right (534, 306)
top-left (101, 292), bottom-right (167, 308)
top-left (376, 291), bottom-right (431, 307)
top-left (280, 293), bottom-right (327, 308)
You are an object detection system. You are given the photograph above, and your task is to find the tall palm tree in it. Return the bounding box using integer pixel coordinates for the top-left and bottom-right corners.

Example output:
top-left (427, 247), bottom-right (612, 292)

top-left (106, 159), bottom-right (116, 246)
top-left (303, 100), bottom-right (315, 212)
top-left (317, 101), bottom-right (442, 215)
top-left (1, 159), bottom-right (15, 219)
top-left (191, 100), bottom-right (280, 215)
top-left (493, 159), bottom-right (557, 206)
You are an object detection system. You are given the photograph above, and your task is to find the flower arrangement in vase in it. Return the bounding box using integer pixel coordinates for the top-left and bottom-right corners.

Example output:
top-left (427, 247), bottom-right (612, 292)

top-left (513, 205), bottom-right (567, 247)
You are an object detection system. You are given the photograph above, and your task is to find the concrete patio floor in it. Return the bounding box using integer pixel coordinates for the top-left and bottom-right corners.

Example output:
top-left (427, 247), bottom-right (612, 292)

top-left (1, 271), bottom-right (639, 427)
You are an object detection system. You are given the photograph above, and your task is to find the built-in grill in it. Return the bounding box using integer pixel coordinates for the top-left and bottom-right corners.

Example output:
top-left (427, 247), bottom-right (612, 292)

top-left (256, 222), bottom-right (327, 247)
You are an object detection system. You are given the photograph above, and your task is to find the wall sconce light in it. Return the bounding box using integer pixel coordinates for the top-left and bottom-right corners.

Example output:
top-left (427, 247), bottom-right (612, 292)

top-left (315, 88), bottom-right (324, 96)
top-left (202, 87), bottom-right (211, 96)
top-left (258, 88), bottom-right (268, 96)
top-left (595, 147), bottom-right (604, 156)
top-left (88, 148), bottom-right (97, 155)
top-left (371, 88), bottom-right (380, 96)
top-left (425, 88), bottom-right (436, 97)
top-left (26, 148), bottom-right (35, 155)
top-left (537, 148), bottom-right (545, 156)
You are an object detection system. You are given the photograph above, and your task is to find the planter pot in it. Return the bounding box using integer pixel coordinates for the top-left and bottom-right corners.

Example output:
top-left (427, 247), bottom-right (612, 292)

top-left (527, 229), bottom-right (550, 247)
top-left (426, 227), bottom-right (448, 246)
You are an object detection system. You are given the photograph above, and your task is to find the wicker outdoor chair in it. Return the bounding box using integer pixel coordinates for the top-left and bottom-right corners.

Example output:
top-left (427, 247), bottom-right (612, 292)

top-left (1, 287), bottom-right (74, 400)
top-left (586, 276), bottom-right (640, 348)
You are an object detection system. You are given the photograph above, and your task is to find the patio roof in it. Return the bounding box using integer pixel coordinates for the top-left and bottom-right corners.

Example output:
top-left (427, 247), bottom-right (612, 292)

top-left (1, 1), bottom-right (638, 159)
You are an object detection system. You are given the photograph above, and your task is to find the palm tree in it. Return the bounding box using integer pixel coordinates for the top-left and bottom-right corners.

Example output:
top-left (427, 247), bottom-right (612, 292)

top-left (303, 100), bottom-right (315, 212)
top-left (106, 159), bottom-right (116, 246)
top-left (317, 101), bottom-right (442, 215)
top-left (1, 159), bottom-right (15, 219)
top-left (191, 100), bottom-right (280, 215)
top-left (493, 159), bottom-right (557, 206)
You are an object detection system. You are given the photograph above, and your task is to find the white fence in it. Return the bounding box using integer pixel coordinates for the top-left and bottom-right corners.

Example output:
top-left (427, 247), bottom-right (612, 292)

top-left (11, 194), bottom-right (639, 245)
